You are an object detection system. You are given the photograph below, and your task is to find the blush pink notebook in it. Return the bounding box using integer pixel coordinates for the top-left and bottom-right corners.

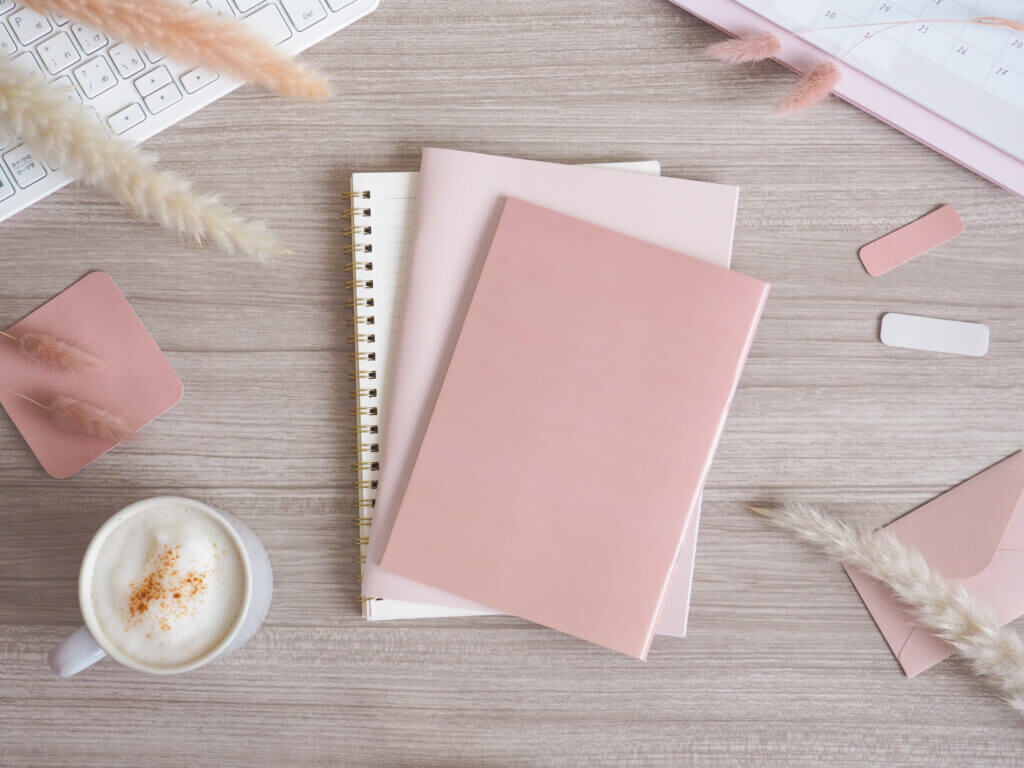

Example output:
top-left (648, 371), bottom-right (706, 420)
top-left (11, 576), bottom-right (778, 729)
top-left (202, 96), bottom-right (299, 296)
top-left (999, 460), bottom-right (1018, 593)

top-left (363, 149), bottom-right (741, 638)
top-left (381, 199), bottom-right (770, 658)
top-left (0, 272), bottom-right (182, 478)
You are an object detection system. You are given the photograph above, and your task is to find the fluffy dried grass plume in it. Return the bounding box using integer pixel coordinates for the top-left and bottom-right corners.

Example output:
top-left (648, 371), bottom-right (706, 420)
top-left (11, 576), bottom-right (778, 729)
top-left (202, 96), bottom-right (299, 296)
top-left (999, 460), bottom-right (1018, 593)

top-left (707, 31), bottom-right (781, 63)
top-left (0, 58), bottom-right (282, 259)
top-left (748, 502), bottom-right (1024, 717)
top-left (24, 0), bottom-right (329, 99)
top-left (5, 331), bottom-right (104, 372)
top-left (51, 395), bottom-right (137, 442)
top-left (777, 61), bottom-right (840, 113)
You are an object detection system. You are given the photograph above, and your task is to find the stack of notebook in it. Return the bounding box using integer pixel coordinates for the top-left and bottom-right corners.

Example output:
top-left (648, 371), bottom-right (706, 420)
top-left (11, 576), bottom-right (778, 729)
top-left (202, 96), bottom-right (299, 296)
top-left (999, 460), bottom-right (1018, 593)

top-left (346, 149), bottom-right (769, 658)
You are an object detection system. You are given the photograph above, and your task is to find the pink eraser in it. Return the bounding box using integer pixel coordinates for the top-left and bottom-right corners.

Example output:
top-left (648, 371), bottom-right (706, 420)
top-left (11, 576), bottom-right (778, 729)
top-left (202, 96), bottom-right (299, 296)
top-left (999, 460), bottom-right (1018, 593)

top-left (859, 205), bottom-right (963, 276)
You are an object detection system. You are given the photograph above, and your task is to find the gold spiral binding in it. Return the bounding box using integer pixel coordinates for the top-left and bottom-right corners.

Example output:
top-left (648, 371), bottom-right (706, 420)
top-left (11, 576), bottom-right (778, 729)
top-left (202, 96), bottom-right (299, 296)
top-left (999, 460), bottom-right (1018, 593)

top-left (348, 186), bottom-right (379, 610)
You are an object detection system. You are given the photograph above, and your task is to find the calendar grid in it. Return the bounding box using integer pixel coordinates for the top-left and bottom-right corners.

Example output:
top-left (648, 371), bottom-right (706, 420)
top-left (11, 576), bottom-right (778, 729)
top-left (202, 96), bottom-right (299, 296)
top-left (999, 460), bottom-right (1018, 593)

top-left (739, 0), bottom-right (1024, 160)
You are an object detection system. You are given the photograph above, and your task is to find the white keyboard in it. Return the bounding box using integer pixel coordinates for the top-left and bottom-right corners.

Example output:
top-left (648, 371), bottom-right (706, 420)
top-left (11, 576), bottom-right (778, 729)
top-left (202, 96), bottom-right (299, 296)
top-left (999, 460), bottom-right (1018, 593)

top-left (0, 0), bottom-right (378, 222)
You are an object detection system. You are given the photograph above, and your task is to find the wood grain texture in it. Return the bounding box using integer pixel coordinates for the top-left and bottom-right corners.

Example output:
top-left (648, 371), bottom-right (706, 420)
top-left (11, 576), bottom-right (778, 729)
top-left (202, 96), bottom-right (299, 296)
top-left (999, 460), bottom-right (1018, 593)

top-left (2, 1), bottom-right (1023, 764)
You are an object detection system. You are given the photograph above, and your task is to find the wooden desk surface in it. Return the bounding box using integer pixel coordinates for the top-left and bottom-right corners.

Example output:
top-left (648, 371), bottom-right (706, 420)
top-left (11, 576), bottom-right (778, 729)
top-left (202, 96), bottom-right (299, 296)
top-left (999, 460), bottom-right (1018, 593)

top-left (2, 1), bottom-right (1023, 765)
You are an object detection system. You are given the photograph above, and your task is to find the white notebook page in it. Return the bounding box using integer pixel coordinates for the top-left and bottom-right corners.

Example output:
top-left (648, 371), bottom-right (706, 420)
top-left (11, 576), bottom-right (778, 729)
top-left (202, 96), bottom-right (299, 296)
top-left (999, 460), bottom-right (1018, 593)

top-left (350, 171), bottom-right (489, 620)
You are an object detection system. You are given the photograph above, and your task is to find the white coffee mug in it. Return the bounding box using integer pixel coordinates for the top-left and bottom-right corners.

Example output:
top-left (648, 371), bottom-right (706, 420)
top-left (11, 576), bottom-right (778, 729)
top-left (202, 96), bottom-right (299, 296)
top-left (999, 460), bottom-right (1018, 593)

top-left (49, 497), bottom-right (273, 677)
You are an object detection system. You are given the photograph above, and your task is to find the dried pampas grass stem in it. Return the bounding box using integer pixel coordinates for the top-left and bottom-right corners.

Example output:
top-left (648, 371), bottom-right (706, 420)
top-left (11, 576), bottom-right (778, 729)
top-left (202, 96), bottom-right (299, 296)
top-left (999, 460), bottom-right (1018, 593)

top-left (707, 31), bottom-right (781, 63)
top-left (707, 16), bottom-right (1024, 112)
top-left (24, 0), bottom-right (328, 99)
top-left (0, 383), bottom-right (137, 442)
top-left (747, 502), bottom-right (1024, 717)
top-left (776, 61), bottom-right (840, 113)
top-left (0, 59), bottom-right (282, 259)
top-left (0, 330), bottom-right (103, 371)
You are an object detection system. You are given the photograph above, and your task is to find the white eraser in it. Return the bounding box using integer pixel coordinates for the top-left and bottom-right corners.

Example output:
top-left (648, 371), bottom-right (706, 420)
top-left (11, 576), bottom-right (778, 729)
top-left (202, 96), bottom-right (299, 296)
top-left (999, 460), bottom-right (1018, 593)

top-left (880, 313), bottom-right (989, 357)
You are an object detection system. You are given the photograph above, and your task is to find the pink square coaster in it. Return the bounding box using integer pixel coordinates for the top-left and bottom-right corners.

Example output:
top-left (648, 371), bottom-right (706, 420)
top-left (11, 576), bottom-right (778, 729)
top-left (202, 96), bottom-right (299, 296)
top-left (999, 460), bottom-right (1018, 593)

top-left (0, 272), bottom-right (183, 478)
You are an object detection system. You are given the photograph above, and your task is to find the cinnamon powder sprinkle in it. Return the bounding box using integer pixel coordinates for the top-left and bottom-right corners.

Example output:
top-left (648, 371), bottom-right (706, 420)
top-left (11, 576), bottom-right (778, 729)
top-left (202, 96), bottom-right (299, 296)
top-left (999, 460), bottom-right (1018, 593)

top-left (126, 545), bottom-right (209, 630)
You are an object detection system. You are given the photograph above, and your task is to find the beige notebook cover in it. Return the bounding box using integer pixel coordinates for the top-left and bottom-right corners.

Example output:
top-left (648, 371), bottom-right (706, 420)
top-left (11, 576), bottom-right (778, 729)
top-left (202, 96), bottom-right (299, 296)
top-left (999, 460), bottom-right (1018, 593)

top-left (382, 199), bottom-right (769, 658)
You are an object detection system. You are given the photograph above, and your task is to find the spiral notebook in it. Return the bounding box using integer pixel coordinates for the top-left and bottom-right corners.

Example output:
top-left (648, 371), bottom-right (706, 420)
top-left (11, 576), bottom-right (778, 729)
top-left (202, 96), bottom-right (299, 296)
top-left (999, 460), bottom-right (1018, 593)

top-left (362, 149), bottom-right (741, 626)
top-left (347, 160), bottom-right (715, 629)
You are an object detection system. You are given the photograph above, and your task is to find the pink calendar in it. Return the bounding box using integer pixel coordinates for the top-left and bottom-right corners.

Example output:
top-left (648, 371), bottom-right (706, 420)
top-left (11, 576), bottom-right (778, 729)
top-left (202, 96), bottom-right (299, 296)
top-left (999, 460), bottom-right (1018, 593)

top-left (670, 0), bottom-right (1024, 196)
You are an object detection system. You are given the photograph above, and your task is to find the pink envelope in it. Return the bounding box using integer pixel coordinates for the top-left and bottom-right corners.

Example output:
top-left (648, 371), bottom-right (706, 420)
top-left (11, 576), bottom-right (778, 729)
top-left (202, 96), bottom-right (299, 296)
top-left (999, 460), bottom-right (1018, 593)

top-left (845, 451), bottom-right (1024, 677)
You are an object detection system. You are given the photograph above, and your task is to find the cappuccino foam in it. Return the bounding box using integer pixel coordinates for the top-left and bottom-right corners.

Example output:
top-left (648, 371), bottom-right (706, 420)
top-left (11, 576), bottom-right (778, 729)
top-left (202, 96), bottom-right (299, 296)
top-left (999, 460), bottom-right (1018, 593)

top-left (88, 501), bottom-right (246, 668)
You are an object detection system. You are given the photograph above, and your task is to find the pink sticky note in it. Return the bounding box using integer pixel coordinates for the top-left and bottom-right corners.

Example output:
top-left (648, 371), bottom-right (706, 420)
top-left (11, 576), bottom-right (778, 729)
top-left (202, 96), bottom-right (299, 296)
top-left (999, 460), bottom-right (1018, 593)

top-left (0, 272), bottom-right (183, 478)
top-left (859, 205), bottom-right (963, 276)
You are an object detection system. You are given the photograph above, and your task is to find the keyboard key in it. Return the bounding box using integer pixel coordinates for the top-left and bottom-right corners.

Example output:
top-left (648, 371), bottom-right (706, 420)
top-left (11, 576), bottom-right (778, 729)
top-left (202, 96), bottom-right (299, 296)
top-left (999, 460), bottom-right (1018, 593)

top-left (326, 0), bottom-right (356, 10)
top-left (233, 0), bottom-right (265, 11)
top-left (70, 23), bottom-right (107, 54)
top-left (143, 46), bottom-right (164, 63)
top-left (0, 0), bottom-right (15, 15)
top-left (144, 82), bottom-right (182, 113)
top-left (51, 75), bottom-right (82, 102)
top-left (246, 4), bottom-right (292, 45)
top-left (74, 57), bottom-right (118, 98)
top-left (282, 0), bottom-right (326, 31)
top-left (37, 31), bottom-right (82, 74)
top-left (12, 52), bottom-right (44, 79)
top-left (181, 66), bottom-right (219, 93)
top-left (108, 103), bottom-right (146, 134)
top-left (0, 23), bottom-right (15, 56)
top-left (194, 0), bottom-right (235, 17)
top-left (0, 169), bottom-right (14, 201)
top-left (51, 12), bottom-right (70, 25)
top-left (134, 66), bottom-right (173, 97)
top-left (4, 145), bottom-right (47, 188)
top-left (9, 7), bottom-right (52, 45)
top-left (109, 43), bottom-right (146, 78)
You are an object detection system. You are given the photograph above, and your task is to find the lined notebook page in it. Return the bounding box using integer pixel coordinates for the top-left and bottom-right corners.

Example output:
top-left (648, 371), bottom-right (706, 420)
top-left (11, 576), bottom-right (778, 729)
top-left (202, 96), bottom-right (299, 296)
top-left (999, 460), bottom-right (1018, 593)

top-left (350, 171), bottom-right (494, 620)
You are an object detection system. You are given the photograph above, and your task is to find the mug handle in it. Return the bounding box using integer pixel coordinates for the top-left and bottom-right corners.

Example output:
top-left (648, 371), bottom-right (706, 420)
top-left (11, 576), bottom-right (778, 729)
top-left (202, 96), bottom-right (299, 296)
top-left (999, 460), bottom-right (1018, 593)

top-left (49, 626), bottom-right (106, 677)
